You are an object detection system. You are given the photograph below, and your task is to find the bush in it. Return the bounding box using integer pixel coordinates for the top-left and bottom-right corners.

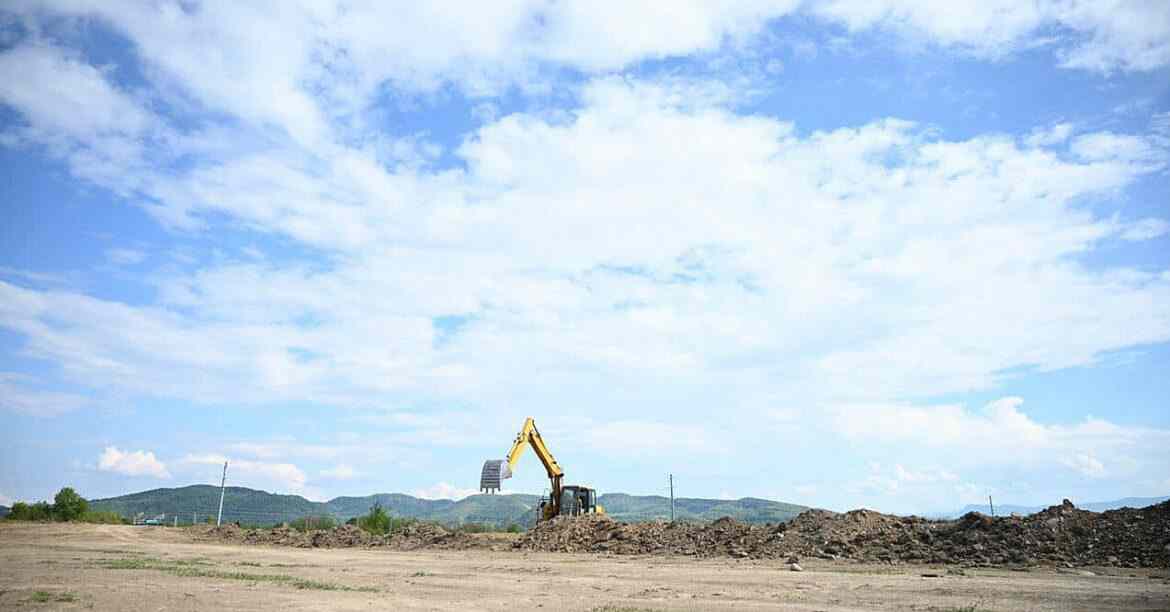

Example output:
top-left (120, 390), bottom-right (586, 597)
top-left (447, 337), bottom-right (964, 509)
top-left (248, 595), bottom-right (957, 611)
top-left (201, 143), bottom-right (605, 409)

top-left (506, 523), bottom-right (522, 533)
top-left (79, 511), bottom-right (125, 524)
top-left (356, 503), bottom-right (415, 535)
top-left (357, 503), bottom-right (392, 535)
top-left (290, 515), bottom-right (337, 531)
top-left (53, 487), bottom-right (88, 521)
top-left (7, 501), bottom-right (53, 521)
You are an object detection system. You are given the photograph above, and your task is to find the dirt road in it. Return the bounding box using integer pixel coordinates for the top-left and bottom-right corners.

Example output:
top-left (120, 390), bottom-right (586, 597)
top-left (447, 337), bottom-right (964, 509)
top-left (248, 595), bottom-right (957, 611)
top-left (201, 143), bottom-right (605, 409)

top-left (2, 522), bottom-right (1168, 611)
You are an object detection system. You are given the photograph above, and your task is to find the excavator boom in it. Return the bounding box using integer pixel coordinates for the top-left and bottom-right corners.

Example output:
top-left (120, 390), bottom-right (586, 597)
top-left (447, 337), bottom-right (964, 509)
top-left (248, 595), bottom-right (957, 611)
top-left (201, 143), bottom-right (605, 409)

top-left (480, 417), bottom-right (561, 493)
top-left (479, 417), bottom-right (602, 522)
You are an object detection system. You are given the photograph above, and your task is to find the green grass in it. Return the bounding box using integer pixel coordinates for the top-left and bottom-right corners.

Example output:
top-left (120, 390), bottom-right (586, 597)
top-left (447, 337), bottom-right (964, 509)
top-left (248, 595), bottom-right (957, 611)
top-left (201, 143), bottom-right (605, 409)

top-left (97, 557), bottom-right (376, 592)
top-left (590, 607), bottom-right (656, 612)
top-left (27, 590), bottom-right (78, 603)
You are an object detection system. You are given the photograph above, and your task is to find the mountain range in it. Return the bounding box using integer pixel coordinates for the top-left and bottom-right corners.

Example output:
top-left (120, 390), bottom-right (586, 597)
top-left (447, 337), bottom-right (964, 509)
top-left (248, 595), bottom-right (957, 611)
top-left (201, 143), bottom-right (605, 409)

top-left (939, 495), bottom-right (1170, 518)
top-left (87, 485), bottom-right (810, 527)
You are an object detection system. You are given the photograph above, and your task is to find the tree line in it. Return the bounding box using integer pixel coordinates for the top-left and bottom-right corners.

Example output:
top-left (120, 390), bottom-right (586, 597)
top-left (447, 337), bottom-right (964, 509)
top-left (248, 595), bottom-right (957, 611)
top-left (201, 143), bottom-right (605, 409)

top-left (5, 487), bottom-right (123, 524)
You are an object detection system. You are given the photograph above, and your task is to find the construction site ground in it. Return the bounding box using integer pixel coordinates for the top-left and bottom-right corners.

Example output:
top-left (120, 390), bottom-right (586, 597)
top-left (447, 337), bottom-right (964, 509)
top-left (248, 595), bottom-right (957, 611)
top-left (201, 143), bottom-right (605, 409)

top-left (3, 521), bottom-right (1169, 611)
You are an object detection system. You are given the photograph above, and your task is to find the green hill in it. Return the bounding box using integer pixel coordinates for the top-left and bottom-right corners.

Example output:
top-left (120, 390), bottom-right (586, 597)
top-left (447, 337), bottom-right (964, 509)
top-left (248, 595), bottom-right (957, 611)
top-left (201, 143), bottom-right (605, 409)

top-left (88, 485), bottom-right (809, 527)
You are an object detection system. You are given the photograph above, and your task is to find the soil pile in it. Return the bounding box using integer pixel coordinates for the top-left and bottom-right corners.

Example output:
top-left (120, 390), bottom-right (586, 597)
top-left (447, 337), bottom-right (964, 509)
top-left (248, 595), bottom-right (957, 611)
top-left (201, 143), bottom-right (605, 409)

top-left (513, 500), bottom-right (1170, 567)
top-left (206, 522), bottom-right (484, 550)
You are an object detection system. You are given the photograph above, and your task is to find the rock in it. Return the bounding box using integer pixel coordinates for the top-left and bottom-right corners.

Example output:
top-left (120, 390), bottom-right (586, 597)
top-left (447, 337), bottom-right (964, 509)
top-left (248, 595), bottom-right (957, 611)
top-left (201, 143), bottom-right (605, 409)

top-left (786, 555), bottom-right (800, 564)
top-left (789, 563), bottom-right (803, 572)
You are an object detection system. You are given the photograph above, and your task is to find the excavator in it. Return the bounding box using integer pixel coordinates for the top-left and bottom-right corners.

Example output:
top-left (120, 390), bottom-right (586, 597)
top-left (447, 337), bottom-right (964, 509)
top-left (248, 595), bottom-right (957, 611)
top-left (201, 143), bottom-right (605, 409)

top-left (480, 417), bottom-right (604, 522)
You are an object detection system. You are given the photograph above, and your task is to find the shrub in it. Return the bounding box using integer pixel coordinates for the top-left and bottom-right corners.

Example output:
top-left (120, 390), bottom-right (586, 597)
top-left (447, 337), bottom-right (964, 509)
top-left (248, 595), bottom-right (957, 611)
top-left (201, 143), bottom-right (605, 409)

top-left (291, 515), bottom-right (337, 531)
top-left (506, 522), bottom-right (522, 533)
top-left (53, 487), bottom-right (88, 521)
top-left (357, 503), bottom-right (392, 535)
top-left (7, 501), bottom-right (53, 521)
top-left (79, 511), bottom-right (125, 524)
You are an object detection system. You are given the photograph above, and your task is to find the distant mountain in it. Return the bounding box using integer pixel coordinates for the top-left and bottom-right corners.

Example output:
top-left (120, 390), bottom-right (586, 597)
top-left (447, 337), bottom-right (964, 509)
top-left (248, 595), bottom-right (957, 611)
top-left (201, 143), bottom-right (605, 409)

top-left (940, 495), bottom-right (1170, 518)
top-left (88, 485), bottom-right (809, 527)
top-left (0, 505), bottom-right (8, 518)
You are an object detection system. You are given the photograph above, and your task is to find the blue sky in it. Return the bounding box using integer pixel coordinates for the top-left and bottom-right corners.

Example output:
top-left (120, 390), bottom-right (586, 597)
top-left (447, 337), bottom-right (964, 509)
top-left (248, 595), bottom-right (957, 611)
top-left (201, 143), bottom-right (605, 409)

top-left (1, 1), bottom-right (1168, 515)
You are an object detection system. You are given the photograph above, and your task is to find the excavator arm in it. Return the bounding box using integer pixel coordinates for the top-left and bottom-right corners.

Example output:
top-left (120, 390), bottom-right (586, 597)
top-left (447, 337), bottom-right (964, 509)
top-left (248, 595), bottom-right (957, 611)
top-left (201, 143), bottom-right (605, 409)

top-left (480, 418), bottom-right (567, 520)
top-left (504, 417), bottom-right (564, 479)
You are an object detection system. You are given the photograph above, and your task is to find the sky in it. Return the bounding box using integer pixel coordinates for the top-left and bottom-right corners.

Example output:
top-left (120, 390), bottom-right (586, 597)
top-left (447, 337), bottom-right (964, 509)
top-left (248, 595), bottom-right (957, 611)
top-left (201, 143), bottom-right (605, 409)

top-left (1, 1), bottom-right (1168, 516)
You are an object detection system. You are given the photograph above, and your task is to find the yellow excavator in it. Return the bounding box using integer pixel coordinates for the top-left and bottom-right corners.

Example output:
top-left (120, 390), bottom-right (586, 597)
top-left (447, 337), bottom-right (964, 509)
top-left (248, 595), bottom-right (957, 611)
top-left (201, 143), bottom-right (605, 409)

top-left (480, 417), bottom-right (604, 522)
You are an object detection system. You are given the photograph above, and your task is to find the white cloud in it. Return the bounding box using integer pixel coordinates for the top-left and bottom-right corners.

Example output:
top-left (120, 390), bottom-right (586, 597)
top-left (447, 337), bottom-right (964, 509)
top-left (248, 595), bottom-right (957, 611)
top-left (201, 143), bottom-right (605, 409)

top-left (0, 41), bottom-right (153, 139)
top-left (412, 482), bottom-right (481, 500)
top-left (1119, 218), bottom-right (1170, 241)
top-left (0, 493), bottom-right (14, 507)
top-left (1024, 123), bottom-right (1074, 148)
top-left (811, 0), bottom-right (1170, 73)
top-left (583, 420), bottom-right (718, 455)
top-left (0, 374), bottom-right (88, 417)
top-left (98, 446), bottom-right (171, 478)
top-left (319, 464), bottom-right (356, 480)
top-left (181, 454), bottom-right (307, 493)
top-left (105, 248), bottom-right (146, 265)
top-left (0, 77), bottom-right (1167, 420)
top-left (832, 397), bottom-right (1169, 486)
top-left (1061, 453), bottom-right (1107, 478)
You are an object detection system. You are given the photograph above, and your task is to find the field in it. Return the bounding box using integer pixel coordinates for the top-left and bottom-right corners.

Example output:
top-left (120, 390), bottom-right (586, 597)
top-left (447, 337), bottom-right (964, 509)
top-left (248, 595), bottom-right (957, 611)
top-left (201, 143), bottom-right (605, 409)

top-left (2, 522), bottom-right (1168, 611)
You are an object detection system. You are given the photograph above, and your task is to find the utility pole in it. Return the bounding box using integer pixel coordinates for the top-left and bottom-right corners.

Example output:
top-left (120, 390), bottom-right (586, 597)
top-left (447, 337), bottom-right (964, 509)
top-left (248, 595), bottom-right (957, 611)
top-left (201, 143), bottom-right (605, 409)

top-left (669, 474), bottom-right (675, 522)
top-left (193, 512), bottom-right (197, 526)
top-left (988, 495), bottom-right (995, 517)
top-left (173, 516), bottom-right (178, 528)
top-left (216, 461), bottom-right (229, 526)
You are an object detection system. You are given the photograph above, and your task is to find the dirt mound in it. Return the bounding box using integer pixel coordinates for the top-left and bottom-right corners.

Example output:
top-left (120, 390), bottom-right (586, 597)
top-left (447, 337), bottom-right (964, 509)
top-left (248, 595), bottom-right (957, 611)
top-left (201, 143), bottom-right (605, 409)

top-left (513, 501), bottom-right (1170, 567)
top-left (205, 522), bottom-right (484, 550)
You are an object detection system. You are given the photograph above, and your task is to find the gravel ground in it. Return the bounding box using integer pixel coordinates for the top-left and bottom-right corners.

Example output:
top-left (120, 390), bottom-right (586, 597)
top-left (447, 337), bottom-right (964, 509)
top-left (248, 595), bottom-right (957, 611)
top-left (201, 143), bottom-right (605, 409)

top-left (3, 521), bottom-right (1169, 611)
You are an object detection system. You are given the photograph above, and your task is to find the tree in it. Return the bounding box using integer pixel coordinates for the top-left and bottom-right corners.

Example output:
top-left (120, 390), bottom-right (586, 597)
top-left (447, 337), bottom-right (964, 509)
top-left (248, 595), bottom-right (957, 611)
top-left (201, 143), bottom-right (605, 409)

top-left (53, 487), bottom-right (88, 521)
top-left (7, 502), bottom-right (31, 520)
top-left (357, 502), bottom-right (391, 535)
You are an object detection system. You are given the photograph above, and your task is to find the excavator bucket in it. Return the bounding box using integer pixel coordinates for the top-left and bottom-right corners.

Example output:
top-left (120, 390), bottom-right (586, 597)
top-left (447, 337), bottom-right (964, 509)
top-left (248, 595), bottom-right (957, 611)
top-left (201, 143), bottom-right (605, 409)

top-left (480, 459), bottom-right (512, 493)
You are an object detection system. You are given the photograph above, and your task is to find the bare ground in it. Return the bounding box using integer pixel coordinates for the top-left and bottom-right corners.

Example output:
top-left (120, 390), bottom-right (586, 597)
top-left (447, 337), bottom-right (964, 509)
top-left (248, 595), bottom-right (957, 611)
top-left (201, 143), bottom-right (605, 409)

top-left (2, 522), bottom-right (1168, 611)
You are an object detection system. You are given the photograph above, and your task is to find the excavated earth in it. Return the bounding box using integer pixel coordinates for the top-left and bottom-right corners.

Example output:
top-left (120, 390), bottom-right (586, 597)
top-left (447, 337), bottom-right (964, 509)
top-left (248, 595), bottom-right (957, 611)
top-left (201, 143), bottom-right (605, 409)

top-left (516, 500), bottom-right (1170, 568)
top-left (205, 522), bottom-right (490, 550)
top-left (206, 500), bottom-right (1170, 568)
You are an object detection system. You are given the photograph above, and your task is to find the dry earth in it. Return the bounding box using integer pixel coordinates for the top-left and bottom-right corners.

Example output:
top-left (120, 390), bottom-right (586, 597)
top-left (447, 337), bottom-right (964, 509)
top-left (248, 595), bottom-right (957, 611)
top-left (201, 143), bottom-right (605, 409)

top-left (2, 522), bottom-right (1168, 611)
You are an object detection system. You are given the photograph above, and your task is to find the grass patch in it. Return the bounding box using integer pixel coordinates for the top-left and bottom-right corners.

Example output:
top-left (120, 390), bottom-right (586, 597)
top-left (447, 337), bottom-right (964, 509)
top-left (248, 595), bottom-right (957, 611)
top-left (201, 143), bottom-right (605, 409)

top-left (98, 557), bottom-right (375, 592)
top-left (590, 607), bottom-right (656, 612)
top-left (410, 571), bottom-right (433, 577)
top-left (100, 557), bottom-right (161, 569)
top-left (27, 590), bottom-right (78, 603)
top-left (236, 561), bottom-right (262, 567)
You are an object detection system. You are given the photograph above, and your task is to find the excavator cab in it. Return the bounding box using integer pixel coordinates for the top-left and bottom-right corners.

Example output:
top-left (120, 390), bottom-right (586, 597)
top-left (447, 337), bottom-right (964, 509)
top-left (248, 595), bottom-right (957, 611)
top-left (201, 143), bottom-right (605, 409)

top-left (559, 485), bottom-right (600, 517)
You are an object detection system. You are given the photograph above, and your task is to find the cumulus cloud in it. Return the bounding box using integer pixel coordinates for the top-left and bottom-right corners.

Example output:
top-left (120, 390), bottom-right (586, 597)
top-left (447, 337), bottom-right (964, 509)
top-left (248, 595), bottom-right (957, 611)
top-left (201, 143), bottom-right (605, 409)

top-left (1061, 453), bottom-right (1107, 478)
top-left (832, 397), bottom-right (1169, 489)
top-left (181, 454), bottom-right (307, 493)
top-left (411, 482), bottom-right (481, 500)
top-left (98, 446), bottom-right (171, 478)
top-left (0, 77), bottom-right (1167, 417)
top-left (811, 0), bottom-right (1170, 73)
top-left (319, 464), bottom-right (356, 480)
